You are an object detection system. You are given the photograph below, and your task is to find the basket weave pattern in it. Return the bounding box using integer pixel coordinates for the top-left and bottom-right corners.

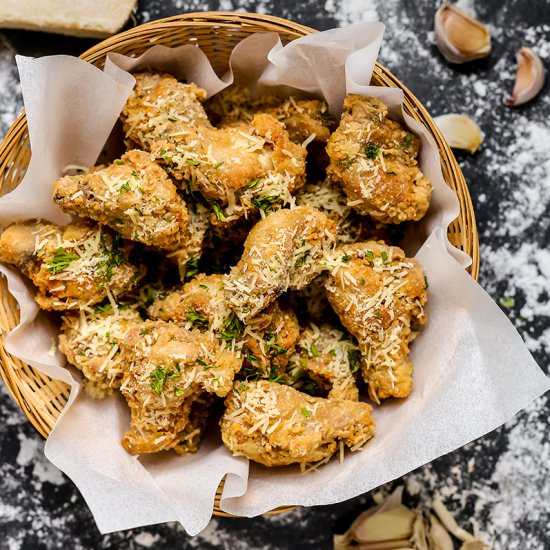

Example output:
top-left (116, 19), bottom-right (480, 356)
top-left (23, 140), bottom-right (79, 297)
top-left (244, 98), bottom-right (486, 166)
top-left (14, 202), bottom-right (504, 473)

top-left (0, 12), bottom-right (479, 516)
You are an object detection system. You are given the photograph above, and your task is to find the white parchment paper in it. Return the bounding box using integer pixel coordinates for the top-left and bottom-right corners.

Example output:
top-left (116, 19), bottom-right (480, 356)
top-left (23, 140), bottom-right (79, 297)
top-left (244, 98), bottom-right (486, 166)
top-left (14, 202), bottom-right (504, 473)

top-left (0, 23), bottom-right (548, 535)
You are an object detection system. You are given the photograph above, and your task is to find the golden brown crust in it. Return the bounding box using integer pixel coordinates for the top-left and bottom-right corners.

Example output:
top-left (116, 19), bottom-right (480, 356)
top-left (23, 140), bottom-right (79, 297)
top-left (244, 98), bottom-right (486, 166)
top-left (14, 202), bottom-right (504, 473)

top-left (326, 95), bottom-right (432, 224)
top-left (0, 219), bottom-right (144, 310)
top-left (220, 380), bottom-right (375, 467)
top-left (53, 150), bottom-right (190, 251)
top-left (324, 241), bottom-right (427, 401)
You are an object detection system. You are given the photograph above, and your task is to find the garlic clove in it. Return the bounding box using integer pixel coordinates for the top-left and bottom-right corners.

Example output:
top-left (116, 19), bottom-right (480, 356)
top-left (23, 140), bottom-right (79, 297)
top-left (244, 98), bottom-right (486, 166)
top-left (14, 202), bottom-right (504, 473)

top-left (432, 497), bottom-right (475, 542)
top-left (460, 541), bottom-right (490, 550)
top-left (429, 514), bottom-right (455, 550)
top-left (435, 1), bottom-right (491, 64)
top-left (434, 113), bottom-right (484, 154)
top-left (505, 47), bottom-right (545, 106)
top-left (352, 504), bottom-right (416, 543)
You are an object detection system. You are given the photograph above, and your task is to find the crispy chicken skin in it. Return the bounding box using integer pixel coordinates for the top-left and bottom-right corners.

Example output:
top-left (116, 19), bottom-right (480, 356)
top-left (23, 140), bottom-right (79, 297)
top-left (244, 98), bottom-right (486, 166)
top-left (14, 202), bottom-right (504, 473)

top-left (326, 95), bottom-right (432, 224)
top-left (206, 85), bottom-right (334, 143)
top-left (119, 320), bottom-right (243, 454)
top-left (243, 301), bottom-right (300, 373)
top-left (53, 150), bottom-right (190, 252)
top-left (121, 72), bottom-right (306, 223)
top-left (325, 241), bottom-right (427, 402)
top-left (121, 72), bottom-right (210, 150)
top-left (59, 304), bottom-right (142, 399)
top-left (221, 380), bottom-right (375, 467)
top-left (289, 323), bottom-right (360, 401)
top-left (172, 393), bottom-right (214, 455)
top-left (225, 206), bottom-right (337, 322)
top-left (0, 219), bottom-right (143, 310)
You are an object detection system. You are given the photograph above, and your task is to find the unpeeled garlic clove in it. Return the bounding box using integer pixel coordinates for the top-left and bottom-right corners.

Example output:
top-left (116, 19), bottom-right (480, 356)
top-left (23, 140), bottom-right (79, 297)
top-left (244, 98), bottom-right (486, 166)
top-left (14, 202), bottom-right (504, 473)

top-left (434, 2), bottom-right (491, 64)
top-left (505, 47), bottom-right (546, 106)
top-left (352, 504), bottom-right (416, 543)
top-left (434, 114), bottom-right (484, 154)
top-left (429, 514), bottom-right (454, 550)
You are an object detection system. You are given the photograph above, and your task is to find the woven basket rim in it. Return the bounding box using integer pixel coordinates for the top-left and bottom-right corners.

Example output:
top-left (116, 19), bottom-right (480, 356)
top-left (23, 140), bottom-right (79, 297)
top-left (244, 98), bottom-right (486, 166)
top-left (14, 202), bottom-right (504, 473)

top-left (0, 11), bottom-right (479, 519)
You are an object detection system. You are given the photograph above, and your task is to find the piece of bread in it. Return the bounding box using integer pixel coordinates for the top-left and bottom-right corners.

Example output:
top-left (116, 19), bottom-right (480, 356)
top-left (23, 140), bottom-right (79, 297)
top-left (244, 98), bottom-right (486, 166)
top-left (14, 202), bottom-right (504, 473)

top-left (0, 0), bottom-right (137, 38)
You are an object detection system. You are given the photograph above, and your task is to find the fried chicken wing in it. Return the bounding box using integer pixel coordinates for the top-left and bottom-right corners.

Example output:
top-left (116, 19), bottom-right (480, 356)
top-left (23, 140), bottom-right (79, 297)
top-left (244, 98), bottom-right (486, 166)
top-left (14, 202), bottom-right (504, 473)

top-left (221, 380), bottom-right (375, 467)
top-left (325, 241), bottom-right (427, 402)
top-left (53, 150), bottom-right (190, 252)
top-left (225, 206), bottom-right (336, 322)
top-left (289, 323), bottom-right (360, 401)
top-left (206, 85), bottom-right (334, 143)
top-left (59, 303), bottom-right (142, 398)
top-left (119, 320), bottom-right (243, 454)
top-left (326, 95), bottom-right (432, 224)
top-left (0, 219), bottom-right (144, 310)
top-left (121, 72), bottom-right (306, 223)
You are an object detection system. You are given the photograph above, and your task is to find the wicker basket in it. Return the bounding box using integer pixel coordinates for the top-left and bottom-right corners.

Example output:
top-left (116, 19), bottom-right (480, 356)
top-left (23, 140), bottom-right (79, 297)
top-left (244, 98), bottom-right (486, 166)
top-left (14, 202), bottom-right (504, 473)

top-left (0, 12), bottom-right (479, 517)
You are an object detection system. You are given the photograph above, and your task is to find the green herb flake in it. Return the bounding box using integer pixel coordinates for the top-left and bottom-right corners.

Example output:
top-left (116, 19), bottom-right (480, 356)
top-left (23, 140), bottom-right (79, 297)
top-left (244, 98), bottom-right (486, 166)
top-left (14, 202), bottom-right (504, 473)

top-left (424, 276), bottom-right (429, 289)
top-left (213, 162), bottom-right (224, 169)
top-left (402, 133), bottom-right (414, 149)
top-left (500, 296), bottom-right (515, 309)
top-left (348, 350), bottom-right (361, 373)
top-left (186, 158), bottom-right (201, 167)
top-left (295, 251), bottom-right (310, 268)
top-left (246, 351), bottom-right (258, 363)
top-left (301, 407), bottom-right (311, 418)
top-left (251, 194), bottom-right (281, 214)
top-left (183, 255), bottom-right (199, 281)
top-left (365, 250), bottom-right (374, 260)
top-left (48, 247), bottom-right (79, 275)
top-left (386, 170), bottom-right (397, 175)
top-left (131, 170), bottom-right (139, 179)
top-left (341, 254), bottom-right (350, 263)
top-left (381, 251), bottom-right (389, 264)
top-left (246, 178), bottom-right (261, 189)
top-left (120, 182), bottom-right (131, 193)
top-left (338, 158), bottom-right (354, 170)
top-left (168, 116), bottom-right (177, 122)
top-left (174, 388), bottom-right (183, 396)
top-left (210, 202), bottom-right (227, 222)
top-left (364, 142), bottom-right (380, 160)
top-left (310, 344), bottom-right (320, 358)
top-left (221, 313), bottom-right (244, 343)
top-left (115, 160), bottom-right (124, 165)
top-left (360, 277), bottom-right (366, 285)
top-left (137, 187), bottom-right (144, 195)
top-left (199, 284), bottom-right (208, 289)
top-left (150, 366), bottom-right (180, 396)
top-left (186, 309), bottom-right (208, 328)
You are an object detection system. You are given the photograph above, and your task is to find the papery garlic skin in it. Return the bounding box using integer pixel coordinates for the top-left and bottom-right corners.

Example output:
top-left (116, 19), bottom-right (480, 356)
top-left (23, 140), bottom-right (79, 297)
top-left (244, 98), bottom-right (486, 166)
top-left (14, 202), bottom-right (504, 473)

top-left (434, 114), bottom-right (484, 154)
top-left (435, 2), bottom-right (491, 64)
top-left (505, 47), bottom-right (546, 106)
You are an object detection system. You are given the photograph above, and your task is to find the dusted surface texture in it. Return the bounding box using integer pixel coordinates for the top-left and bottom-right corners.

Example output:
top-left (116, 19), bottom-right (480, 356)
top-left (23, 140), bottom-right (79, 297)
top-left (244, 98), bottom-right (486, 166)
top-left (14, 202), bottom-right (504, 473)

top-left (0, 1), bottom-right (549, 548)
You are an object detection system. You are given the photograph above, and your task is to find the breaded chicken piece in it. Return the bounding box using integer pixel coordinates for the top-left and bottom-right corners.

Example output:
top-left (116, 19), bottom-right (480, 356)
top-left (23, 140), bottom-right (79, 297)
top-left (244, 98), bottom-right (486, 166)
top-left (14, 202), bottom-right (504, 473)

top-left (119, 320), bottom-right (243, 454)
top-left (0, 219), bottom-right (143, 310)
top-left (243, 301), bottom-right (300, 373)
top-left (53, 150), bottom-right (190, 252)
top-left (121, 72), bottom-right (210, 150)
top-left (326, 95), bottom-right (432, 224)
top-left (206, 85), bottom-right (334, 143)
top-left (121, 72), bottom-right (306, 223)
top-left (153, 113), bottom-right (306, 222)
top-left (325, 241), bottom-right (427, 402)
top-left (58, 303), bottom-right (142, 398)
top-left (225, 206), bottom-right (336, 322)
top-left (221, 380), bottom-right (375, 467)
top-left (288, 323), bottom-right (360, 401)
top-left (173, 393), bottom-right (214, 455)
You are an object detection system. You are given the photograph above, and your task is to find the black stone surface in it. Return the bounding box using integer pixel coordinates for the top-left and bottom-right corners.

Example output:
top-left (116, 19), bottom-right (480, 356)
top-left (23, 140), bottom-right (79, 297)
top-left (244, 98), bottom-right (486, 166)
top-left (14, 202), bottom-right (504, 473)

top-left (0, 1), bottom-right (549, 549)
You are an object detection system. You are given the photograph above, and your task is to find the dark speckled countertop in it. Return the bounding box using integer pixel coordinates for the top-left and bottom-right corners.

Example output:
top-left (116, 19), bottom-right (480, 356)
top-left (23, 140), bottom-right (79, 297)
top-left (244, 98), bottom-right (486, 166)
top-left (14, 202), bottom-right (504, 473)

top-left (0, 1), bottom-right (549, 549)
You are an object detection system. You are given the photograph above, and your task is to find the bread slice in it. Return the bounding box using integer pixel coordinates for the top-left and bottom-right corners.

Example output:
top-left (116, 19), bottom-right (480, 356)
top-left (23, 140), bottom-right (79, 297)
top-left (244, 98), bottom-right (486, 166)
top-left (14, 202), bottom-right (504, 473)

top-left (0, 0), bottom-right (137, 38)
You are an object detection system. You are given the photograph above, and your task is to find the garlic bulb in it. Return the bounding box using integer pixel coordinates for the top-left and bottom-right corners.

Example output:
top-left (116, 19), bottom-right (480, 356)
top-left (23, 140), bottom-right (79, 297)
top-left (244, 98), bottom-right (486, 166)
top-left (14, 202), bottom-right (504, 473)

top-left (434, 2), bottom-right (491, 64)
top-left (505, 47), bottom-right (545, 106)
top-left (434, 114), bottom-right (483, 154)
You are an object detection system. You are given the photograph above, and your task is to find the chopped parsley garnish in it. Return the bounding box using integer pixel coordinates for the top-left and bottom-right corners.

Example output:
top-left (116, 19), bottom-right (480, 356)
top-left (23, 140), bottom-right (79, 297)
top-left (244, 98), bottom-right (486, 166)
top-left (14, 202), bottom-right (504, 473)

top-left (295, 251), bottom-right (310, 268)
top-left (115, 160), bottom-right (124, 165)
top-left (139, 328), bottom-right (149, 335)
top-left (246, 178), bottom-right (261, 189)
top-left (131, 171), bottom-right (139, 179)
top-left (364, 142), bottom-right (380, 160)
top-left (373, 310), bottom-right (381, 318)
top-left (310, 344), bottom-right (320, 358)
top-left (120, 182), bottom-right (131, 193)
top-left (268, 367), bottom-right (284, 384)
top-left (94, 302), bottom-right (113, 314)
top-left (245, 351), bottom-right (258, 363)
top-left (301, 407), bottom-right (311, 418)
top-left (265, 332), bottom-right (286, 356)
top-left (98, 234), bottom-right (125, 281)
top-left (186, 158), bottom-right (201, 167)
top-left (365, 250), bottom-right (374, 260)
top-left (424, 276), bottom-right (429, 289)
top-left (137, 187), bottom-right (144, 195)
top-left (199, 284), bottom-right (208, 289)
top-left (221, 313), bottom-right (244, 343)
top-left (150, 366), bottom-right (180, 396)
top-left (210, 202), bottom-right (227, 222)
top-left (341, 254), bottom-right (350, 263)
top-left (213, 162), bottom-right (224, 169)
top-left (499, 296), bottom-right (515, 308)
top-left (198, 358), bottom-right (215, 370)
top-left (381, 251), bottom-right (389, 264)
top-left (114, 217), bottom-right (124, 224)
top-left (174, 388), bottom-right (183, 396)
top-left (402, 133), bottom-right (414, 149)
top-left (48, 247), bottom-right (79, 275)
top-left (251, 194), bottom-right (282, 214)
top-left (348, 350), bottom-right (361, 373)
top-left (386, 170), bottom-right (397, 175)
top-left (338, 158), bottom-right (354, 170)
top-left (186, 309), bottom-right (208, 328)
top-left (168, 116), bottom-right (177, 122)
top-left (360, 277), bottom-right (366, 285)
top-left (159, 149), bottom-right (170, 162)
top-left (183, 255), bottom-right (199, 281)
